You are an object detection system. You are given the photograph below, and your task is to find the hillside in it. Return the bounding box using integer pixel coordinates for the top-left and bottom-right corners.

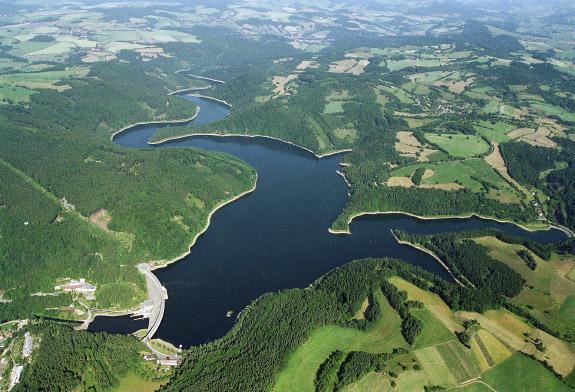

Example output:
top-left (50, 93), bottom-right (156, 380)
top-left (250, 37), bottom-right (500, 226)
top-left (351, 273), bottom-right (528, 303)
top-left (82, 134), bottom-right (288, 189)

top-left (161, 255), bottom-right (575, 391)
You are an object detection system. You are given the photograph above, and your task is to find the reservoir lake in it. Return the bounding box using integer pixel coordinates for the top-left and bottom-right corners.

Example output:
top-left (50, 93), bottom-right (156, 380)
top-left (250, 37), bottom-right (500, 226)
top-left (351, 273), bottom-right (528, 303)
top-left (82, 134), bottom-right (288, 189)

top-left (93, 93), bottom-right (568, 347)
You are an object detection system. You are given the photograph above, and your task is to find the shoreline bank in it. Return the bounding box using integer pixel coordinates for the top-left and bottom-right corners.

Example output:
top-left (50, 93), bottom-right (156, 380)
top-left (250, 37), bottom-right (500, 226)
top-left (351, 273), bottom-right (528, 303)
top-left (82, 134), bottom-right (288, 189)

top-left (390, 230), bottom-right (465, 286)
top-left (148, 174), bottom-right (258, 272)
top-left (328, 210), bottom-right (561, 237)
top-left (150, 132), bottom-right (353, 159)
top-left (109, 108), bottom-right (200, 142)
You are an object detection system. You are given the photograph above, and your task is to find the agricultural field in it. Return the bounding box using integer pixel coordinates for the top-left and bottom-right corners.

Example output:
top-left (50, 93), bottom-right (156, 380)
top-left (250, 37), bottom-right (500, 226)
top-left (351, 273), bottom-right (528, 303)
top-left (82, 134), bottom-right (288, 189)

top-left (424, 134), bottom-right (490, 158)
top-left (1, 1), bottom-right (575, 391)
top-left (411, 308), bottom-right (456, 350)
top-left (389, 159), bottom-right (518, 201)
top-left (457, 308), bottom-right (575, 377)
top-left (0, 67), bottom-right (88, 90)
top-left (482, 353), bottom-right (572, 392)
top-left (470, 329), bottom-right (512, 371)
top-left (274, 290), bottom-right (407, 392)
top-left (473, 120), bottom-right (516, 143)
top-left (114, 373), bottom-right (166, 392)
top-left (474, 236), bottom-right (575, 338)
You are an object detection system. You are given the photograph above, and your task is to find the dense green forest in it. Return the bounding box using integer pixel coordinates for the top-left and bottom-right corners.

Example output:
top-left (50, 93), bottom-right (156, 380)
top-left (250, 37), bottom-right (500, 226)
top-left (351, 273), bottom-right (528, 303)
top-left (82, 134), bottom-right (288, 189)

top-left (0, 2), bottom-right (574, 389)
top-left (394, 229), bottom-right (526, 304)
top-left (393, 228), bottom-right (575, 341)
top-left (147, 24), bottom-right (570, 234)
top-left (15, 323), bottom-right (152, 392)
top-left (160, 255), bottom-right (539, 391)
top-left (0, 61), bottom-right (255, 318)
top-left (501, 139), bottom-right (575, 231)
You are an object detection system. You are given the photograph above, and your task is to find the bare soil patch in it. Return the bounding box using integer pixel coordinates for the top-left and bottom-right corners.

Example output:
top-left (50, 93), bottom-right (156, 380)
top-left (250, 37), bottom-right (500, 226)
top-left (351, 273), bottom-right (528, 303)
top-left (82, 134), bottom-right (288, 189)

top-left (395, 131), bottom-right (436, 161)
top-left (422, 169), bottom-right (434, 179)
top-left (419, 183), bottom-right (465, 191)
top-left (135, 47), bottom-right (165, 58)
top-left (89, 208), bottom-right (111, 230)
top-left (508, 127), bottom-right (535, 140)
top-left (353, 297), bottom-right (370, 320)
top-left (387, 176), bottom-right (415, 187)
top-left (433, 77), bottom-right (474, 94)
top-left (272, 74), bottom-right (298, 97)
top-left (328, 59), bottom-right (369, 75)
top-left (296, 60), bottom-right (318, 71)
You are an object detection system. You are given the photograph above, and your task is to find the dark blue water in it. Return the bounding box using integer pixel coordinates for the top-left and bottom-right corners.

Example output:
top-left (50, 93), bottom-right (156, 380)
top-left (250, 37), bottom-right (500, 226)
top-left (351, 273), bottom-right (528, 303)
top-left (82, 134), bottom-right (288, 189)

top-left (95, 93), bottom-right (567, 346)
top-left (88, 314), bottom-right (147, 334)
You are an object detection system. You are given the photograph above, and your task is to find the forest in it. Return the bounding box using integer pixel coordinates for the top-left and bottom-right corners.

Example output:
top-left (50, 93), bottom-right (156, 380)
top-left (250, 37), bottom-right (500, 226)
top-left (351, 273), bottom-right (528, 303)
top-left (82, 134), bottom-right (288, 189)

top-left (159, 255), bottom-right (534, 391)
top-left (15, 323), bottom-right (151, 392)
top-left (0, 58), bottom-right (255, 318)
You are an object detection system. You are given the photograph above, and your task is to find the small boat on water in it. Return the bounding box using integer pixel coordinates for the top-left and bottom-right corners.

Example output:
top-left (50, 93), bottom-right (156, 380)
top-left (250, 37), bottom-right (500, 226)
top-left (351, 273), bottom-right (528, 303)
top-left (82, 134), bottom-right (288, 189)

top-left (226, 310), bottom-right (234, 318)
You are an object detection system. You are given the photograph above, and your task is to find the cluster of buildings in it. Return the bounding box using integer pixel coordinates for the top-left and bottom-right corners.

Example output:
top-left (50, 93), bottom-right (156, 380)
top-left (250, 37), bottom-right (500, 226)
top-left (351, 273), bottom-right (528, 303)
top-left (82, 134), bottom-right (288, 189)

top-left (54, 278), bottom-right (96, 299)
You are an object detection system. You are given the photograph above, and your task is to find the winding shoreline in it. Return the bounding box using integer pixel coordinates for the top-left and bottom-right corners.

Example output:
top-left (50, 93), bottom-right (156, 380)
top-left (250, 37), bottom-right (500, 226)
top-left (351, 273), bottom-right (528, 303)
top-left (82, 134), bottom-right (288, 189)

top-left (390, 231), bottom-right (465, 286)
top-left (183, 94), bottom-right (233, 108)
top-left (174, 71), bottom-right (225, 84)
top-left (147, 175), bottom-right (258, 272)
top-left (150, 131), bottom-right (353, 159)
top-left (328, 210), bottom-right (562, 236)
top-left (102, 74), bottom-right (570, 346)
top-left (109, 108), bottom-right (200, 142)
top-left (168, 86), bottom-right (212, 95)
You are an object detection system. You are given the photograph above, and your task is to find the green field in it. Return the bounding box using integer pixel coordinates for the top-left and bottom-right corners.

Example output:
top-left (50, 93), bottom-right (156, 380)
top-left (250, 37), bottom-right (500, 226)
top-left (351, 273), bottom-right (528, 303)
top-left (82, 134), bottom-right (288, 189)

top-left (482, 353), bottom-right (572, 392)
top-left (481, 100), bottom-right (516, 116)
top-left (0, 84), bottom-right (35, 103)
top-left (343, 369), bottom-right (428, 392)
top-left (435, 340), bottom-right (480, 383)
top-left (530, 101), bottom-right (575, 123)
top-left (414, 345), bottom-right (457, 387)
top-left (473, 120), bottom-right (515, 143)
top-left (390, 159), bottom-right (516, 197)
top-left (385, 58), bottom-right (446, 72)
top-left (475, 237), bottom-right (575, 337)
top-left (378, 85), bottom-right (414, 104)
top-left (274, 290), bottom-right (407, 392)
top-left (114, 373), bottom-right (165, 392)
top-left (559, 296), bottom-right (575, 322)
top-left (424, 133), bottom-right (490, 158)
top-left (402, 81), bottom-right (432, 95)
top-left (0, 67), bottom-right (89, 92)
top-left (454, 382), bottom-right (497, 392)
top-left (412, 308), bottom-right (455, 349)
top-left (323, 101), bottom-right (344, 114)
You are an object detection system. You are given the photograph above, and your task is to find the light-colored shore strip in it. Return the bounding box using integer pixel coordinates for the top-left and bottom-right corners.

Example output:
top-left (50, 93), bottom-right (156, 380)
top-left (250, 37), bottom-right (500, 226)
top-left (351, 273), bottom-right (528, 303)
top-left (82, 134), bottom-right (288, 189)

top-left (150, 131), bottom-right (353, 159)
top-left (328, 210), bottom-right (561, 236)
top-left (390, 230), bottom-right (465, 287)
top-left (549, 223), bottom-right (575, 238)
top-left (109, 108), bottom-right (200, 141)
top-left (174, 70), bottom-right (225, 84)
top-left (168, 86), bottom-right (212, 95)
top-left (336, 170), bottom-right (351, 188)
top-left (184, 93), bottom-right (233, 108)
top-left (184, 74), bottom-right (225, 84)
top-left (147, 174), bottom-right (258, 272)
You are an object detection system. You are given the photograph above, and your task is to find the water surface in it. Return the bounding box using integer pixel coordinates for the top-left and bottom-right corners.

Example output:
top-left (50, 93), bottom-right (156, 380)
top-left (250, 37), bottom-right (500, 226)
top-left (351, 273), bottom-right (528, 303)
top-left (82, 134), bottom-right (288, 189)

top-left (97, 93), bottom-right (567, 347)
